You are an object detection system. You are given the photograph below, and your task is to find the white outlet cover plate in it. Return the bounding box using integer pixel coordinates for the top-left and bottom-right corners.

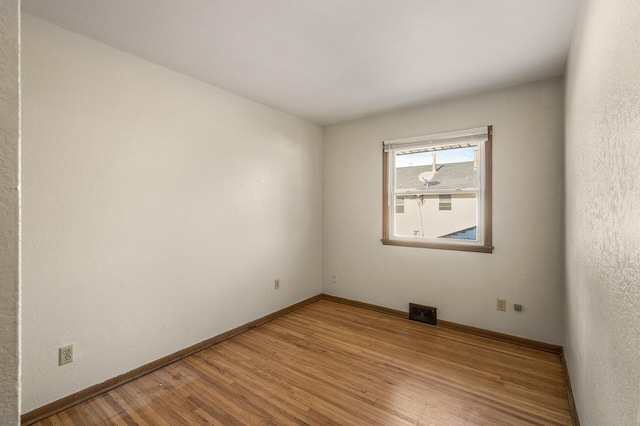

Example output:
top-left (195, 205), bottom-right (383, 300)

top-left (59, 344), bottom-right (73, 366)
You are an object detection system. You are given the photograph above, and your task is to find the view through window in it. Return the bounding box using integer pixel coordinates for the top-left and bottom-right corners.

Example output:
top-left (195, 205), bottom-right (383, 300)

top-left (382, 126), bottom-right (493, 253)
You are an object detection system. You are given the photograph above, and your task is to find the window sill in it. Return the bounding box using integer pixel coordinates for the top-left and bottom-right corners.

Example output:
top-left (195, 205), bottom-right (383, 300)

top-left (381, 238), bottom-right (494, 253)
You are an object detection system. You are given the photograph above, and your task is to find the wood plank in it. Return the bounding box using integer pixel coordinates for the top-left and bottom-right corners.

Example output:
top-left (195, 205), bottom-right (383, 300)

top-left (30, 299), bottom-right (573, 425)
top-left (21, 294), bottom-right (322, 425)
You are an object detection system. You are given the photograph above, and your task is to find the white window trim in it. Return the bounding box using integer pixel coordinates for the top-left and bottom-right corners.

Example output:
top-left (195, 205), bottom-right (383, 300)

top-left (382, 126), bottom-right (493, 253)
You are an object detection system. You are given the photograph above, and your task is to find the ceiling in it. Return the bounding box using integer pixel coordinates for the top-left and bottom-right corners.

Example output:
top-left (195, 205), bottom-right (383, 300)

top-left (21, 0), bottom-right (578, 125)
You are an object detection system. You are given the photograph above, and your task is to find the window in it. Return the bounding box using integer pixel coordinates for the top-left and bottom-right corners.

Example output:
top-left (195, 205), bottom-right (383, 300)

top-left (382, 126), bottom-right (493, 253)
top-left (438, 194), bottom-right (452, 211)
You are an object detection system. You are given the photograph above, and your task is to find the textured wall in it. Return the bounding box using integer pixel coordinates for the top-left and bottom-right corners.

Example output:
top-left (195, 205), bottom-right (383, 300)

top-left (565, 0), bottom-right (640, 424)
top-left (0, 0), bottom-right (21, 424)
top-left (21, 15), bottom-right (322, 412)
top-left (323, 78), bottom-right (565, 344)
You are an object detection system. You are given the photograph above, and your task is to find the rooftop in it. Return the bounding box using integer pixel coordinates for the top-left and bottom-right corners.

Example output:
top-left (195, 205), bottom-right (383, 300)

top-left (396, 162), bottom-right (477, 191)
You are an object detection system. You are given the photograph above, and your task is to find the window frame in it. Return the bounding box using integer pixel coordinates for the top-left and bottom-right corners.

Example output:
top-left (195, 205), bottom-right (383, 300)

top-left (382, 126), bottom-right (493, 253)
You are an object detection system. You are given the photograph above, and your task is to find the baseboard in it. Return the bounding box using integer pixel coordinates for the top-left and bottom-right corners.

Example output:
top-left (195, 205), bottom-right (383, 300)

top-left (21, 294), bottom-right (322, 425)
top-left (23, 293), bottom-right (578, 425)
top-left (321, 294), bottom-right (562, 353)
top-left (321, 294), bottom-right (582, 424)
top-left (321, 294), bottom-right (408, 319)
top-left (435, 320), bottom-right (562, 353)
top-left (560, 349), bottom-right (581, 426)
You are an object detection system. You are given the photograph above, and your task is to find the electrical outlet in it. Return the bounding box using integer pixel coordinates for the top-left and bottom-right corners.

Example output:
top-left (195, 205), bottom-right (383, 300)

top-left (496, 298), bottom-right (507, 312)
top-left (274, 279), bottom-right (280, 290)
top-left (59, 344), bottom-right (73, 366)
top-left (331, 274), bottom-right (338, 284)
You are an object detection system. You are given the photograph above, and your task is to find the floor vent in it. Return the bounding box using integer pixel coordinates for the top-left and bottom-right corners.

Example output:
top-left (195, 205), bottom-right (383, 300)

top-left (409, 303), bottom-right (437, 326)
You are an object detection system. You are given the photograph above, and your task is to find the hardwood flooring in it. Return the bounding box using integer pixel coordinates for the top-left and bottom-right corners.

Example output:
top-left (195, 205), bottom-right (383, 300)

top-left (32, 300), bottom-right (573, 425)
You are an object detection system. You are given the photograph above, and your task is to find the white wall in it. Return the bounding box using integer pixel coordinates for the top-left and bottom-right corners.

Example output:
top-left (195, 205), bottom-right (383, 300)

top-left (323, 78), bottom-right (565, 344)
top-left (21, 15), bottom-right (322, 412)
top-left (0, 1), bottom-right (21, 424)
top-left (564, 0), bottom-right (640, 423)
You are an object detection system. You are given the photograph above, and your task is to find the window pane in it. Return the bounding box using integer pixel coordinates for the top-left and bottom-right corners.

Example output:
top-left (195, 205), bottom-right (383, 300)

top-left (382, 125), bottom-right (492, 252)
top-left (395, 146), bottom-right (478, 191)
top-left (394, 193), bottom-right (477, 240)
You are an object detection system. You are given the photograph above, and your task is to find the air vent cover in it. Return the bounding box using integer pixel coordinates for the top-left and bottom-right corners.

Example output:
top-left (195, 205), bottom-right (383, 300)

top-left (409, 303), bottom-right (437, 326)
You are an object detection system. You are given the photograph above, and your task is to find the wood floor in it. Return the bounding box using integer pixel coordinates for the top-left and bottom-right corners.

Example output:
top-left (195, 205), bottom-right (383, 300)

top-left (33, 300), bottom-right (573, 425)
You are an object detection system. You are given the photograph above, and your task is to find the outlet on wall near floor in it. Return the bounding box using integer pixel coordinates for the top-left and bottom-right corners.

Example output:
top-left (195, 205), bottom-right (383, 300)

top-left (274, 278), bottom-right (280, 290)
top-left (59, 344), bottom-right (73, 366)
top-left (496, 298), bottom-right (507, 312)
top-left (331, 274), bottom-right (338, 284)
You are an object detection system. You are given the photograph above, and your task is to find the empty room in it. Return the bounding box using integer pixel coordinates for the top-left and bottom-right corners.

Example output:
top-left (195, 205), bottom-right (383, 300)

top-left (1, 0), bottom-right (639, 425)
